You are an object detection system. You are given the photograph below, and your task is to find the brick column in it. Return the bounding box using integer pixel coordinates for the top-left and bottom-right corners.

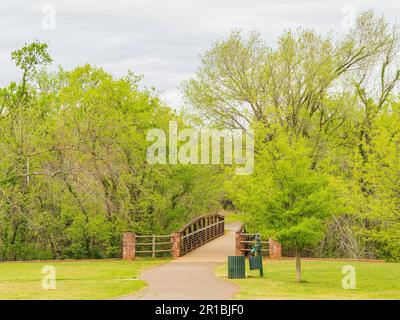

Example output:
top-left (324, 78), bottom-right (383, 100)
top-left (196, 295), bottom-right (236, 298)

top-left (171, 232), bottom-right (181, 258)
top-left (123, 232), bottom-right (135, 261)
top-left (269, 238), bottom-right (282, 259)
top-left (235, 231), bottom-right (244, 256)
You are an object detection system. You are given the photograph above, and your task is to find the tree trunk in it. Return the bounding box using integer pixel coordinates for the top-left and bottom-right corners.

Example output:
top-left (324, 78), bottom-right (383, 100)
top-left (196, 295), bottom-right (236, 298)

top-left (295, 252), bottom-right (301, 283)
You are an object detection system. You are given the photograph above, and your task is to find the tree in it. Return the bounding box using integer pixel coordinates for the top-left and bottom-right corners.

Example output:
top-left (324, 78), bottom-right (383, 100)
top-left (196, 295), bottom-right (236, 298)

top-left (182, 12), bottom-right (392, 134)
top-left (227, 128), bottom-right (337, 282)
top-left (11, 40), bottom-right (52, 96)
top-left (0, 41), bottom-right (52, 260)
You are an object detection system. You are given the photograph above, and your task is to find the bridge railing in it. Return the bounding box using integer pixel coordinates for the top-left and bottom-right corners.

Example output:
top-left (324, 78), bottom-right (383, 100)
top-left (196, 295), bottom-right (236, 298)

top-left (179, 214), bottom-right (225, 256)
top-left (122, 213), bottom-right (225, 260)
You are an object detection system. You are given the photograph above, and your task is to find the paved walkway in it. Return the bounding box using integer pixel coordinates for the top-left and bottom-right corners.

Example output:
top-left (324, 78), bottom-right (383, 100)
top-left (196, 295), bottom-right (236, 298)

top-left (120, 222), bottom-right (241, 300)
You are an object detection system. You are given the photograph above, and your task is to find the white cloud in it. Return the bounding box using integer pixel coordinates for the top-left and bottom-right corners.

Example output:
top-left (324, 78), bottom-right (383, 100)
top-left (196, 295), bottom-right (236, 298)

top-left (0, 0), bottom-right (399, 108)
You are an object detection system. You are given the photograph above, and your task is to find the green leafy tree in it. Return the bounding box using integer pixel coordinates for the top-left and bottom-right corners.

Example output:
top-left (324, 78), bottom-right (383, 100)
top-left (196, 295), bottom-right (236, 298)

top-left (227, 128), bottom-right (338, 281)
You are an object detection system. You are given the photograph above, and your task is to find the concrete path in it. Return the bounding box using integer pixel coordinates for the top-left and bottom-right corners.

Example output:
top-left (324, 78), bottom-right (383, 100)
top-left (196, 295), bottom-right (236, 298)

top-left (120, 222), bottom-right (241, 300)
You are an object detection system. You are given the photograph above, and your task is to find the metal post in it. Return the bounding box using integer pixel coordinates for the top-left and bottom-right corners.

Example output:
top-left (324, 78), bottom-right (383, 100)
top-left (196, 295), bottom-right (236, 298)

top-left (171, 232), bottom-right (181, 258)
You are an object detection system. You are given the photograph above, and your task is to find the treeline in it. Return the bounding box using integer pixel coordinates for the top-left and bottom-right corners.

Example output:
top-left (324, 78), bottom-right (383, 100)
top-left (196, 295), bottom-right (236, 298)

top-left (184, 11), bottom-right (400, 262)
top-left (0, 43), bottom-right (223, 260)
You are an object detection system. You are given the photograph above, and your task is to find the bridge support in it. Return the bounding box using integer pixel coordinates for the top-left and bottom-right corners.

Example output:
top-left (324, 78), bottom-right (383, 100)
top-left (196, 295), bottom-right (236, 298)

top-left (122, 232), bottom-right (135, 260)
top-left (235, 230), bottom-right (244, 256)
top-left (171, 232), bottom-right (181, 258)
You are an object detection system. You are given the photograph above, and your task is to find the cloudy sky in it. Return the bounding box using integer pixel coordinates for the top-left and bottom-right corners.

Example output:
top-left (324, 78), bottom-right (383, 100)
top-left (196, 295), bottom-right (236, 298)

top-left (0, 0), bottom-right (398, 108)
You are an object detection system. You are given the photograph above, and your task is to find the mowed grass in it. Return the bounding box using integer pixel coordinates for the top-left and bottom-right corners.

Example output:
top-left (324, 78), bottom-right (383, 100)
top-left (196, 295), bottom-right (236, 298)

top-left (217, 258), bottom-right (400, 299)
top-left (0, 258), bottom-right (169, 300)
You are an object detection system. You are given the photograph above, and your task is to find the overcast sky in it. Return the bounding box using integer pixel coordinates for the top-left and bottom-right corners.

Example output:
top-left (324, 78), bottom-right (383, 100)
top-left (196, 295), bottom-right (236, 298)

top-left (0, 0), bottom-right (398, 108)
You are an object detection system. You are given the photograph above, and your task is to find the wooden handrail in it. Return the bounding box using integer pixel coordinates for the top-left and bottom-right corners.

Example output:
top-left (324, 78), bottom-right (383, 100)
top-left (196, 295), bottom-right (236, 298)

top-left (135, 235), bottom-right (171, 238)
top-left (136, 249), bottom-right (173, 253)
top-left (136, 241), bottom-right (172, 246)
top-left (240, 240), bottom-right (269, 244)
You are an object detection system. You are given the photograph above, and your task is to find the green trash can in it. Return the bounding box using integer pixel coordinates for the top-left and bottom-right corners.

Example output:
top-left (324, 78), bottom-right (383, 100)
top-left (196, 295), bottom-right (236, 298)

top-left (249, 255), bottom-right (262, 270)
top-left (228, 256), bottom-right (245, 279)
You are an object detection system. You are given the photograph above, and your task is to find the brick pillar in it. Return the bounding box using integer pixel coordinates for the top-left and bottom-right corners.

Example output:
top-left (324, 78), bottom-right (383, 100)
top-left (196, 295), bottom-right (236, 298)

top-left (269, 238), bottom-right (282, 259)
top-left (171, 232), bottom-right (181, 258)
top-left (235, 231), bottom-right (244, 256)
top-left (123, 232), bottom-right (135, 261)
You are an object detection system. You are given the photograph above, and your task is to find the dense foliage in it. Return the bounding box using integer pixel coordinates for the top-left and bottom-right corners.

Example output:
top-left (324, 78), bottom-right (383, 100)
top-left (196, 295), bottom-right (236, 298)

top-left (0, 43), bottom-right (223, 260)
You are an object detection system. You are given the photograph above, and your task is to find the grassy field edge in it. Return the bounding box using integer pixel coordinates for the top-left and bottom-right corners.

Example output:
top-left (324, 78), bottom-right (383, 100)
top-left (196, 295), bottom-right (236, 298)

top-left (216, 258), bottom-right (400, 300)
top-left (0, 258), bottom-right (171, 300)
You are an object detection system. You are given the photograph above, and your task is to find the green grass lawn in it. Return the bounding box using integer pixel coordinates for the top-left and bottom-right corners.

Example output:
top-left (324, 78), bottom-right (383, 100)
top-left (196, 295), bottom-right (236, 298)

top-left (0, 258), bottom-right (169, 300)
top-left (217, 258), bottom-right (400, 299)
